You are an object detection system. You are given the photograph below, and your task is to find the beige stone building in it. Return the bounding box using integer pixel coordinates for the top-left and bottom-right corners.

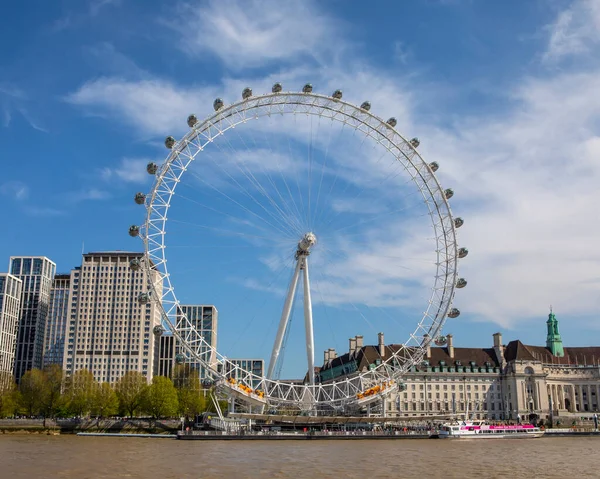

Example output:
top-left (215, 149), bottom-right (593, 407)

top-left (317, 312), bottom-right (599, 421)
top-left (62, 252), bottom-right (162, 384)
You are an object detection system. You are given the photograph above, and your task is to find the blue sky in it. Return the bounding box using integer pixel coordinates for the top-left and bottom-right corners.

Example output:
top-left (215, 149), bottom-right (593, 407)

top-left (1, 0), bottom-right (600, 378)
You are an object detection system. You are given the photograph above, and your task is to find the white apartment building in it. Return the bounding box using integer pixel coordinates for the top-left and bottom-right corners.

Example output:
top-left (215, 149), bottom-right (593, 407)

top-left (175, 305), bottom-right (218, 380)
top-left (63, 252), bottom-right (162, 384)
top-left (43, 271), bottom-right (75, 367)
top-left (0, 274), bottom-right (22, 388)
top-left (9, 256), bottom-right (56, 382)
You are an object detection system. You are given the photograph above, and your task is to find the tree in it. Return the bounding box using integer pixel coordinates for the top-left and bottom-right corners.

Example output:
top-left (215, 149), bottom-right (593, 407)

top-left (42, 364), bottom-right (65, 424)
top-left (115, 371), bottom-right (148, 417)
top-left (92, 382), bottom-right (119, 422)
top-left (66, 369), bottom-right (97, 418)
top-left (0, 374), bottom-right (18, 418)
top-left (173, 365), bottom-right (206, 420)
top-left (19, 369), bottom-right (47, 417)
top-left (142, 376), bottom-right (178, 420)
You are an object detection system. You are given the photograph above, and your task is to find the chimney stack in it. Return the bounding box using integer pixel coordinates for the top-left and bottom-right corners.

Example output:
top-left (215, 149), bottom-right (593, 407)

top-left (447, 334), bottom-right (454, 359)
top-left (356, 335), bottom-right (364, 350)
top-left (349, 337), bottom-right (357, 355)
top-left (324, 349), bottom-right (330, 363)
top-left (378, 332), bottom-right (385, 357)
top-left (424, 334), bottom-right (431, 358)
top-left (329, 348), bottom-right (337, 359)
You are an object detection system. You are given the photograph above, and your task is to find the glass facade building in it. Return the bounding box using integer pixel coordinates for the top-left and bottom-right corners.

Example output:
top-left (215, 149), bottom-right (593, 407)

top-left (43, 272), bottom-right (75, 368)
top-left (0, 274), bottom-right (22, 388)
top-left (9, 256), bottom-right (56, 382)
top-left (176, 305), bottom-right (218, 380)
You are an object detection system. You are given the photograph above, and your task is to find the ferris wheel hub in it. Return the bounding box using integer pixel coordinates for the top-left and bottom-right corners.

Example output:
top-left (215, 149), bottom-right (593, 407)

top-left (298, 232), bottom-right (317, 253)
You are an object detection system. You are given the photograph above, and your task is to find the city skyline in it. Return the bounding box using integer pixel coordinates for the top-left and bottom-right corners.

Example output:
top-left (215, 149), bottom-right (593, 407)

top-left (1, 0), bottom-right (600, 380)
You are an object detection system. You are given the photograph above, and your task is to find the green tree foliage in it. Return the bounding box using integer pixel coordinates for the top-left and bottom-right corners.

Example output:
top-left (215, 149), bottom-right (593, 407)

top-left (142, 376), bottom-right (178, 419)
top-left (19, 369), bottom-right (47, 416)
top-left (0, 373), bottom-right (18, 418)
top-left (115, 371), bottom-right (148, 417)
top-left (66, 369), bottom-right (97, 418)
top-left (173, 365), bottom-right (206, 420)
top-left (93, 382), bottom-right (119, 420)
top-left (42, 364), bottom-right (65, 420)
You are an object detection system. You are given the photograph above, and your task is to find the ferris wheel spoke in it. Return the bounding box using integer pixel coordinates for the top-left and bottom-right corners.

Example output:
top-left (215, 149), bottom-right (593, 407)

top-left (249, 121), bottom-right (305, 235)
top-left (183, 166), bottom-right (296, 240)
top-left (173, 186), bottom-right (292, 240)
top-left (215, 118), bottom-right (305, 237)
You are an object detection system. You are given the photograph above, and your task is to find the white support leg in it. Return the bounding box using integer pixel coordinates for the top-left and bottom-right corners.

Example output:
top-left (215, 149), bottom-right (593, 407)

top-left (267, 259), bottom-right (302, 379)
top-left (303, 257), bottom-right (315, 385)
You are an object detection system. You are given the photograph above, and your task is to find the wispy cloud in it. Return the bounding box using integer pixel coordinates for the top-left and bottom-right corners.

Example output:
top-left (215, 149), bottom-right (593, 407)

top-left (543, 0), bottom-right (600, 63)
top-left (168, 0), bottom-right (342, 69)
top-left (24, 206), bottom-right (67, 217)
top-left (63, 0), bottom-right (600, 332)
top-left (0, 181), bottom-right (29, 200)
top-left (100, 158), bottom-right (151, 183)
top-left (68, 188), bottom-right (111, 202)
top-left (51, 0), bottom-right (122, 32)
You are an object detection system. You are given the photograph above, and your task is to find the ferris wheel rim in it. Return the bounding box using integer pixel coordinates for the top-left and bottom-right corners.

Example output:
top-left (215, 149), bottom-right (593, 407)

top-left (135, 87), bottom-right (463, 409)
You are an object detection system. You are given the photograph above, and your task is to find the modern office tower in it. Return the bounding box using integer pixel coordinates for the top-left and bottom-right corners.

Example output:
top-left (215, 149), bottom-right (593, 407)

top-left (175, 305), bottom-right (218, 380)
top-left (9, 256), bottom-right (56, 382)
top-left (62, 252), bottom-right (162, 384)
top-left (43, 271), bottom-right (77, 367)
top-left (0, 274), bottom-right (22, 388)
top-left (156, 333), bottom-right (174, 378)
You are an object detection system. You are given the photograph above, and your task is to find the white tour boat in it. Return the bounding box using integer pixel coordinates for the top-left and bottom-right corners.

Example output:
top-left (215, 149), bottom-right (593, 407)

top-left (438, 421), bottom-right (544, 439)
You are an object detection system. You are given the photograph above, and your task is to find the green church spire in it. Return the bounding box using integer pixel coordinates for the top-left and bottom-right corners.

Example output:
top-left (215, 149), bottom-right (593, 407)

top-left (546, 307), bottom-right (564, 357)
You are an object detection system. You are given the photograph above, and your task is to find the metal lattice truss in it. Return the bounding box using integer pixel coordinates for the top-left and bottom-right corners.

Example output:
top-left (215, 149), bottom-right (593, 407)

top-left (137, 89), bottom-right (462, 412)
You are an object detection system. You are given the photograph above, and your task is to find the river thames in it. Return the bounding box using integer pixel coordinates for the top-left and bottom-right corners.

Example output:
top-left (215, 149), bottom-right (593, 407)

top-left (0, 435), bottom-right (597, 478)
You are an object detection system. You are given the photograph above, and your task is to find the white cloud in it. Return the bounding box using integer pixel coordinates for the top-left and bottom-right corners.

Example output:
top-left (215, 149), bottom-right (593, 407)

top-left (543, 0), bottom-right (600, 62)
top-left (169, 0), bottom-right (341, 69)
top-left (69, 188), bottom-right (111, 202)
top-left (0, 181), bottom-right (29, 200)
top-left (101, 158), bottom-right (151, 183)
top-left (65, 0), bottom-right (600, 332)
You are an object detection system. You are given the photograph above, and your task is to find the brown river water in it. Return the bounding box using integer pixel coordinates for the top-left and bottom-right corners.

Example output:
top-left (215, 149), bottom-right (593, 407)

top-left (0, 435), bottom-right (597, 479)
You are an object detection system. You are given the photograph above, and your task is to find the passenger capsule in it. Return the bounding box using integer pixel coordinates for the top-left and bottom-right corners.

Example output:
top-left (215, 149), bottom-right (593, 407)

top-left (213, 98), bottom-right (224, 111)
top-left (360, 101), bottom-right (371, 111)
top-left (434, 335), bottom-right (448, 346)
top-left (302, 83), bottom-right (313, 93)
top-left (454, 217), bottom-right (464, 229)
top-left (398, 382), bottom-right (407, 392)
top-left (387, 117), bottom-right (397, 127)
top-left (134, 192), bottom-right (146, 205)
top-left (332, 89), bottom-right (343, 99)
top-left (448, 308), bottom-right (461, 319)
top-left (165, 136), bottom-right (176, 149)
top-left (147, 162), bottom-right (158, 175)
top-left (187, 114), bottom-right (198, 128)
top-left (410, 137), bottom-right (420, 148)
top-left (444, 188), bottom-right (454, 200)
top-left (242, 87), bottom-right (252, 100)
top-left (456, 278), bottom-right (467, 289)
top-left (175, 353), bottom-right (185, 364)
top-left (138, 292), bottom-right (150, 304)
top-left (428, 161), bottom-right (439, 172)
top-left (153, 325), bottom-right (164, 336)
top-left (128, 225), bottom-right (140, 237)
top-left (129, 258), bottom-right (141, 271)
top-left (458, 247), bottom-right (469, 258)
top-left (272, 82), bottom-right (283, 93)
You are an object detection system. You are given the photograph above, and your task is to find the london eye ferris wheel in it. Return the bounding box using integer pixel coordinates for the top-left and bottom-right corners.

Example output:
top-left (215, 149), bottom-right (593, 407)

top-left (127, 83), bottom-right (468, 414)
